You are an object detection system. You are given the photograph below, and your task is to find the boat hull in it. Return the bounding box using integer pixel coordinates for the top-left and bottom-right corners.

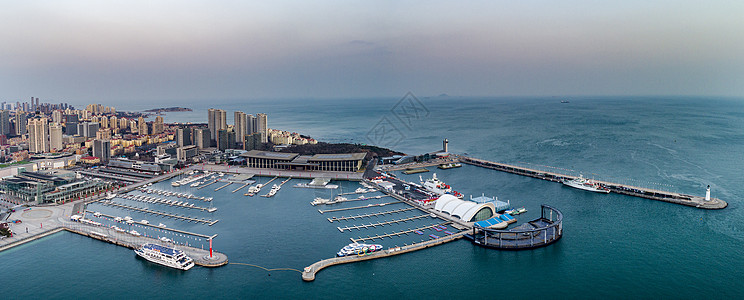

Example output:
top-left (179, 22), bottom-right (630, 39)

top-left (562, 181), bottom-right (610, 193)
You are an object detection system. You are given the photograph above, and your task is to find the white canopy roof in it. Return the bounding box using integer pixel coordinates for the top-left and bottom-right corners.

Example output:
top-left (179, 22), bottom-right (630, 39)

top-left (434, 194), bottom-right (495, 222)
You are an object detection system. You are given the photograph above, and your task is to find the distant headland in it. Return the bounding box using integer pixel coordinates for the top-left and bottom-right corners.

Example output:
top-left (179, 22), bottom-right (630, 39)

top-left (143, 107), bottom-right (193, 113)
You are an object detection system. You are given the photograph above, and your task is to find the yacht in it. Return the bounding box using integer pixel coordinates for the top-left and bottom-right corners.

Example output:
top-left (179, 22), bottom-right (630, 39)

top-left (337, 243), bottom-right (384, 257)
top-left (134, 243), bottom-right (194, 270)
top-left (562, 175), bottom-right (610, 193)
top-left (311, 197), bottom-right (330, 206)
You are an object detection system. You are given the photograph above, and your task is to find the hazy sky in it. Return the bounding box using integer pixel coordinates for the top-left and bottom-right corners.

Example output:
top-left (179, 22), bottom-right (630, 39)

top-left (1, 0), bottom-right (743, 103)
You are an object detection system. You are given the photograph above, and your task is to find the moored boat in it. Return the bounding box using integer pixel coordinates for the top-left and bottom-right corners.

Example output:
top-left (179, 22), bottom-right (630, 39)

top-left (134, 243), bottom-right (194, 270)
top-left (562, 175), bottom-right (610, 193)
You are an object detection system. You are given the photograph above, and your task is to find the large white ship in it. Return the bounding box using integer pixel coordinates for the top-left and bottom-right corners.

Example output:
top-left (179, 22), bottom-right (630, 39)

top-left (562, 175), bottom-right (610, 194)
top-left (420, 173), bottom-right (463, 198)
top-left (134, 243), bottom-right (195, 270)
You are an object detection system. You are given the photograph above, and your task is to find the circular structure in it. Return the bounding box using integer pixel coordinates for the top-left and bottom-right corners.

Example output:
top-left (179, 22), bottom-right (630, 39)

top-left (21, 209), bottom-right (53, 219)
top-left (468, 204), bottom-right (563, 250)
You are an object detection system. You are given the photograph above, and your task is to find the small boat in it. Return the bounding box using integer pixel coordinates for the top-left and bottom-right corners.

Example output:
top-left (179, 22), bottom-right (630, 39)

top-left (129, 230), bottom-right (141, 236)
top-left (437, 163), bottom-right (462, 169)
top-left (141, 220), bottom-right (149, 225)
top-left (158, 223), bottom-right (166, 228)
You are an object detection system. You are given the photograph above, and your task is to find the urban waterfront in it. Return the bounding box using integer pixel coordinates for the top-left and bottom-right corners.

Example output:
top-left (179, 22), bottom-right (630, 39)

top-left (2, 97), bottom-right (743, 298)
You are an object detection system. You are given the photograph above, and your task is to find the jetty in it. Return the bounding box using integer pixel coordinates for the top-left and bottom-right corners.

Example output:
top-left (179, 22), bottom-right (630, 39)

top-left (302, 231), bottom-right (466, 281)
top-left (458, 156), bottom-right (727, 209)
top-left (318, 201), bottom-right (403, 214)
top-left (65, 224), bottom-right (227, 267)
top-left (336, 214), bottom-right (429, 232)
top-left (98, 200), bottom-right (219, 225)
top-left (119, 194), bottom-right (216, 212)
top-left (350, 222), bottom-right (453, 242)
top-left (214, 182), bottom-right (233, 191)
top-left (327, 207), bottom-right (416, 222)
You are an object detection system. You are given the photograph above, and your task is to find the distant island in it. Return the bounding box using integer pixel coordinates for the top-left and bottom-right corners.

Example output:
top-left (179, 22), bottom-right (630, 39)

top-left (143, 107), bottom-right (193, 113)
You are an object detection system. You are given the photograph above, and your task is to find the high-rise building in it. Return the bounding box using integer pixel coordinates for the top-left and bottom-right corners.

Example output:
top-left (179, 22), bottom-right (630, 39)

top-left (100, 116), bottom-right (109, 128)
top-left (109, 116), bottom-right (118, 132)
top-left (194, 128), bottom-right (210, 149)
top-left (119, 118), bottom-right (129, 130)
top-left (64, 114), bottom-right (79, 135)
top-left (28, 117), bottom-right (49, 153)
top-left (208, 109), bottom-right (226, 144)
top-left (176, 128), bottom-right (191, 147)
top-left (138, 116), bottom-right (148, 135)
top-left (49, 123), bottom-right (63, 151)
top-left (93, 139), bottom-right (111, 164)
top-left (15, 112), bottom-right (28, 136)
top-left (52, 110), bottom-right (63, 124)
top-left (153, 116), bottom-right (164, 134)
top-left (247, 114), bottom-right (256, 135)
top-left (234, 111), bottom-right (247, 144)
top-left (0, 110), bottom-right (9, 135)
top-left (256, 113), bottom-right (268, 143)
top-left (77, 122), bottom-right (99, 138)
top-left (217, 129), bottom-right (228, 150)
top-left (96, 128), bottom-right (111, 140)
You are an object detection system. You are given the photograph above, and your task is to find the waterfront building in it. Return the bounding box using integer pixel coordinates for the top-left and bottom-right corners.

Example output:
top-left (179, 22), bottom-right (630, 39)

top-left (64, 114), bottom-right (78, 135)
top-left (241, 150), bottom-right (365, 172)
top-left (28, 117), bottom-right (49, 153)
top-left (208, 109), bottom-right (226, 144)
top-left (0, 170), bottom-right (111, 204)
top-left (92, 139), bottom-right (111, 164)
top-left (177, 145), bottom-right (198, 162)
top-left (49, 123), bottom-right (63, 151)
top-left (434, 194), bottom-right (496, 222)
top-left (256, 113), bottom-right (268, 143)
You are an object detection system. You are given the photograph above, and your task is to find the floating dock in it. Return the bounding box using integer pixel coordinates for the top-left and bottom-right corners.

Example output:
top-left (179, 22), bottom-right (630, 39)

top-left (318, 201), bottom-right (403, 214)
top-left (98, 200), bottom-right (219, 225)
top-left (119, 194), bottom-right (216, 212)
top-left (350, 222), bottom-right (452, 243)
top-left (336, 215), bottom-right (429, 232)
top-left (458, 156), bottom-right (727, 209)
top-left (327, 207), bottom-right (416, 222)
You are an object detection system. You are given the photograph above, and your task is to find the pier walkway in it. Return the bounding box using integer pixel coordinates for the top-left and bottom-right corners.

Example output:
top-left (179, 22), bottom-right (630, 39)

top-left (337, 214), bottom-right (429, 232)
top-left (350, 222), bottom-right (452, 243)
top-left (98, 200), bottom-right (219, 225)
top-left (327, 207), bottom-right (416, 222)
top-left (318, 201), bottom-right (403, 214)
top-left (302, 230), bottom-right (467, 281)
top-left (458, 156), bottom-right (727, 209)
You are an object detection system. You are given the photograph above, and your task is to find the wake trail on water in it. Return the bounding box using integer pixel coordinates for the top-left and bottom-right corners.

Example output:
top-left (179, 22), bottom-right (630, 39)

top-left (230, 262), bottom-right (302, 273)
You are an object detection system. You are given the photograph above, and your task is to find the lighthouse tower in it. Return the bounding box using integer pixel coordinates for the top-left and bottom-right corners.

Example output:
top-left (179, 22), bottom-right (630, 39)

top-left (705, 185), bottom-right (711, 201)
top-left (443, 138), bottom-right (449, 153)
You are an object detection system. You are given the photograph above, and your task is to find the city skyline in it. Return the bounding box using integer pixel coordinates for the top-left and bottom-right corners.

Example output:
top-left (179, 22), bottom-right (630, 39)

top-left (1, 1), bottom-right (742, 103)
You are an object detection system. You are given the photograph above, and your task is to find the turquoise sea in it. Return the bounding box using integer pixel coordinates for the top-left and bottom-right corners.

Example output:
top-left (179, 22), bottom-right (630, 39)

top-left (2, 96), bottom-right (743, 299)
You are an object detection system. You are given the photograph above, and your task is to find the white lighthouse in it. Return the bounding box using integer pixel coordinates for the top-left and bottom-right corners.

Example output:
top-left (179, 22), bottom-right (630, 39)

top-left (443, 138), bottom-right (449, 153)
top-left (705, 185), bottom-right (711, 201)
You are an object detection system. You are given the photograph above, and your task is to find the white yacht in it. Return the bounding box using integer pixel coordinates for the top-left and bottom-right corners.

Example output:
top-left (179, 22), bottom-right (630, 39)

top-left (134, 243), bottom-right (194, 270)
top-left (562, 175), bottom-right (610, 193)
top-left (337, 243), bottom-right (384, 257)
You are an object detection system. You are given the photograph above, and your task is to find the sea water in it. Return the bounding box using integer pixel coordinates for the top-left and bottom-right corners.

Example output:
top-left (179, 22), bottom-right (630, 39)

top-left (2, 96), bottom-right (743, 298)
